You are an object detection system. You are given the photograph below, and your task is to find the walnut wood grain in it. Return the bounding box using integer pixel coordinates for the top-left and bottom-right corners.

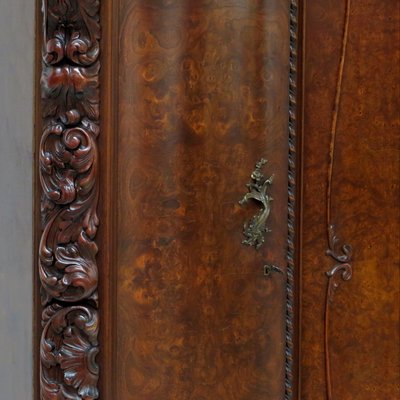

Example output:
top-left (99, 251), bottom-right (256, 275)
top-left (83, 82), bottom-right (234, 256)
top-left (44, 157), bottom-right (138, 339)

top-left (323, 1), bottom-right (353, 398)
top-left (34, 1), bottom-right (399, 397)
top-left (301, 0), bottom-right (400, 398)
top-left (114, 1), bottom-right (293, 399)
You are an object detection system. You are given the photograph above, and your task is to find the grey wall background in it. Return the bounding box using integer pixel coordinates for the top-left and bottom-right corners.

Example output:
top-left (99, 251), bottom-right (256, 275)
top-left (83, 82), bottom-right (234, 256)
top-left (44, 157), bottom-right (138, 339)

top-left (0, 0), bottom-right (35, 398)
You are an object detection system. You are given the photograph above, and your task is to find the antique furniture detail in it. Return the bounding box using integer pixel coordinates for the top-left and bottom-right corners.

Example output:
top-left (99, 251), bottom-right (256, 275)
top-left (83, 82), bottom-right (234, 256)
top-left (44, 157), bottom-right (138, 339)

top-left (324, 0), bottom-right (353, 399)
top-left (239, 158), bottom-right (274, 250)
top-left (39, 1), bottom-right (101, 399)
top-left (286, 2), bottom-right (299, 398)
top-left (239, 159), bottom-right (284, 279)
top-left (35, 0), bottom-right (301, 398)
top-left (113, 0), bottom-right (300, 398)
top-left (264, 264), bottom-right (284, 277)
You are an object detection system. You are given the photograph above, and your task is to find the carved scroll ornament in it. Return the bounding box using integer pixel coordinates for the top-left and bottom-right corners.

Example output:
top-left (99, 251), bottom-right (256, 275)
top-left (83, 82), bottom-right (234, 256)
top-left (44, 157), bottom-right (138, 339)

top-left (40, 304), bottom-right (99, 399)
top-left (39, 1), bottom-right (100, 398)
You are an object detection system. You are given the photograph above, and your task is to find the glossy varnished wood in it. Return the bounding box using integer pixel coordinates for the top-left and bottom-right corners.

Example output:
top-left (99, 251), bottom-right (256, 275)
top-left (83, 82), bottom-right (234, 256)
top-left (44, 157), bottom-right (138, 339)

top-left (115, 1), bottom-right (291, 399)
top-left (33, 0), bottom-right (399, 398)
top-left (300, 0), bottom-right (400, 398)
top-left (37, 1), bottom-right (101, 398)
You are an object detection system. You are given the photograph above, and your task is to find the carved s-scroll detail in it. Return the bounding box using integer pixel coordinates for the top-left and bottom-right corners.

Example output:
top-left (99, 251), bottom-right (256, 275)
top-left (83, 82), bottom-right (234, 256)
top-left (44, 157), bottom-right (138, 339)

top-left (39, 120), bottom-right (99, 303)
top-left (43, 0), bottom-right (100, 66)
top-left (326, 225), bottom-right (353, 304)
top-left (39, 0), bottom-right (101, 398)
top-left (40, 0), bottom-right (100, 306)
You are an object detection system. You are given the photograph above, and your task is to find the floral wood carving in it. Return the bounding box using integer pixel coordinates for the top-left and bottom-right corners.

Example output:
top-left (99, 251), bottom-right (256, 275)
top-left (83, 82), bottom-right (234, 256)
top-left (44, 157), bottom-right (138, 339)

top-left (39, 1), bottom-right (100, 398)
top-left (40, 304), bottom-right (99, 400)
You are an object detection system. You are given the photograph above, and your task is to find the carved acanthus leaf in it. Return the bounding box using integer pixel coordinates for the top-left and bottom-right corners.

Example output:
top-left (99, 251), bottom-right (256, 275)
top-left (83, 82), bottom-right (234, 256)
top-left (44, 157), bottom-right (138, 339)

top-left (39, 0), bottom-right (101, 397)
top-left (39, 120), bottom-right (99, 303)
top-left (41, 63), bottom-right (100, 122)
top-left (44, 0), bottom-right (100, 66)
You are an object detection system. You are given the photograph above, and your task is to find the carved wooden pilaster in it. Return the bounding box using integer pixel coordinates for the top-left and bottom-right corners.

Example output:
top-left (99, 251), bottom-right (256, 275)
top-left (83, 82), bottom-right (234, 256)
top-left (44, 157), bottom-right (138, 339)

top-left (39, 1), bottom-right (101, 398)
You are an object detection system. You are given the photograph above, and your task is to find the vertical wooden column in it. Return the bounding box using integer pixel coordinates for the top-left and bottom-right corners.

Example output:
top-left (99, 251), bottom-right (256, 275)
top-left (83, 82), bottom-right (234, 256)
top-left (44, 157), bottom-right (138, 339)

top-left (37, 1), bottom-right (101, 399)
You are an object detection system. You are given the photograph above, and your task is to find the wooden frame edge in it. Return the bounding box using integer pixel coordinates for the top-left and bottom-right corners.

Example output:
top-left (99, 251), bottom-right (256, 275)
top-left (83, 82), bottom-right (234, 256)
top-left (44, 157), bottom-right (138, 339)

top-left (35, 1), bottom-right (102, 398)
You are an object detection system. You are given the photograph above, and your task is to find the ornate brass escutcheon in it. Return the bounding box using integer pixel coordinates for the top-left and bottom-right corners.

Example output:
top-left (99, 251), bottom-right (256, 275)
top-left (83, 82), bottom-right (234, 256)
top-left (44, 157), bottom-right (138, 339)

top-left (239, 158), bottom-right (274, 250)
top-left (239, 159), bottom-right (282, 278)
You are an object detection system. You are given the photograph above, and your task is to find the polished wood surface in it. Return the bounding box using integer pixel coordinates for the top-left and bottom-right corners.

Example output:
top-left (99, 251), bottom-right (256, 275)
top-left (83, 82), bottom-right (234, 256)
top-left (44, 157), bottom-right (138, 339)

top-left (37, 1), bottom-right (101, 398)
top-left (114, 1), bottom-right (291, 399)
top-left (300, 0), bottom-right (400, 398)
top-left (33, 0), bottom-right (400, 398)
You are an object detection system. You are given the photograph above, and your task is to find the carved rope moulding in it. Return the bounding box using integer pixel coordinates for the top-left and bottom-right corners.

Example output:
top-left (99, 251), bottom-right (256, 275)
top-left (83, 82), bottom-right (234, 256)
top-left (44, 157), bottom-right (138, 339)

top-left (285, 1), bottom-right (298, 398)
top-left (39, 1), bottom-right (101, 399)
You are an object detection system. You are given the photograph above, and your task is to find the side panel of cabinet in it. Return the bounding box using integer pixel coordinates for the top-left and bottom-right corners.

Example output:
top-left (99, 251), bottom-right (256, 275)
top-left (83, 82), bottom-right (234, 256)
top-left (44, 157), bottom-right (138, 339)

top-left (300, 1), bottom-right (400, 399)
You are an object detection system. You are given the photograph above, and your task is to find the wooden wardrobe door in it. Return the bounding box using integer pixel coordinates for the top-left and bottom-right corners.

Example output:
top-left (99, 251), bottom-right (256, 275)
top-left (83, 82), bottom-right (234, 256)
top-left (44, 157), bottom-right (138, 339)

top-left (35, 1), bottom-right (300, 399)
top-left (112, 2), bottom-right (296, 399)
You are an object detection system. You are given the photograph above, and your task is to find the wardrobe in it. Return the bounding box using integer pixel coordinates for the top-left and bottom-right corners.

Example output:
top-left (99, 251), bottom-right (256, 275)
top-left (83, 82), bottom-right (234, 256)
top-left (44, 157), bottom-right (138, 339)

top-left (34, 1), bottom-right (399, 399)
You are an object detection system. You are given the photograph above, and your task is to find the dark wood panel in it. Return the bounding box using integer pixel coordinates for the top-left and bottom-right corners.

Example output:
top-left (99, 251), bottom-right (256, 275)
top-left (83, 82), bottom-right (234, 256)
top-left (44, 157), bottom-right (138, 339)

top-left (300, 0), bottom-right (400, 399)
top-left (114, 1), bottom-right (292, 399)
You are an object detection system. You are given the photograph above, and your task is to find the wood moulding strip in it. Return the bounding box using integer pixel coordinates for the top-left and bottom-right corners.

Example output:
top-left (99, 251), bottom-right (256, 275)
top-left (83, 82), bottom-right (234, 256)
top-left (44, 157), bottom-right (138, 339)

top-left (324, 1), bottom-right (353, 399)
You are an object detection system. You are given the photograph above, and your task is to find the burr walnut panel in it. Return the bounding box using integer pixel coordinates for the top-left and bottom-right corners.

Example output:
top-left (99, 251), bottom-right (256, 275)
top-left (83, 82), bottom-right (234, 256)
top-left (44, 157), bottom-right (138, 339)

top-left (300, 0), bottom-right (400, 399)
top-left (114, 1), bottom-right (292, 399)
